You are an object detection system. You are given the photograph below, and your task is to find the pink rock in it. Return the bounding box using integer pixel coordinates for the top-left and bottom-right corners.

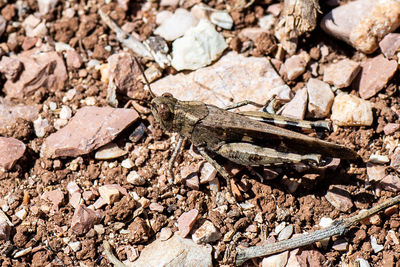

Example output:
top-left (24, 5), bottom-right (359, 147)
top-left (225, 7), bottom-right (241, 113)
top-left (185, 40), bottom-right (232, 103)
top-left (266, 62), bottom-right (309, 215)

top-left (41, 189), bottom-right (65, 210)
top-left (149, 203), bottom-right (165, 213)
top-left (332, 239), bottom-right (348, 251)
top-left (159, 227), bottom-right (173, 241)
top-left (93, 197), bottom-right (107, 209)
top-left (379, 175), bottom-right (400, 192)
top-left (323, 59), bottom-right (360, 88)
top-left (185, 175), bottom-right (200, 191)
top-left (321, 0), bottom-right (400, 54)
top-left (307, 78), bottom-right (334, 119)
top-left (4, 50), bottom-right (67, 99)
top-left (379, 33), bottom-right (400, 59)
top-left (0, 15), bottom-right (5, 38)
top-left (41, 106), bottom-right (139, 158)
top-left (71, 205), bottom-right (103, 235)
top-left (266, 3), bottom-right (282, 16)
top-left (284, 54), bottom-right (308, 80)
top-left (0, 137), bottom-right (26, 171)
top-left (384, 123), bottom-right (400, 135)
top-left (65, 49), bottom-right (83, 69)
top-left (178, 209), bottom-right (199, 237)
top-left (107, 52), bottom-right (143, 98)
top-left (69, 192), bottom-right (81, 209)
top-left (0, 56), bottom-right (23, 81)
top-left (325, 185), bottom-right (353, 212)
top-left (104, 184), bottom-right (128, 196)
top-left (0, 99), bottom-right (39, 128)
top-left (239, 27), bottom-right (268, 42)
top-left (67, 181), bottom-right (81, 195)
top-left (391, 150), bottom-right (400, 172)
top-left (366, 163), bottom-right (386, 182)
top-left (199, 162), bottom-right (217, 184)
top-left (82, 189), bottom-right (97, 201)
top-left (358, 55), bottom-right (397, 99)
top-left (281, 87), bottom-right (307, 120)
top-left (98, 185), bottom-right (120, 205)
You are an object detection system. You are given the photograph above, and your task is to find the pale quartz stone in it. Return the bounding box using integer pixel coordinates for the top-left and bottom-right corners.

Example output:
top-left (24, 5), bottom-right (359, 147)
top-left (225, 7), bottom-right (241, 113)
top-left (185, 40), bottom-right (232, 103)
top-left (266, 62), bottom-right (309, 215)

top-left (331, 93), bottom-right (373, 126)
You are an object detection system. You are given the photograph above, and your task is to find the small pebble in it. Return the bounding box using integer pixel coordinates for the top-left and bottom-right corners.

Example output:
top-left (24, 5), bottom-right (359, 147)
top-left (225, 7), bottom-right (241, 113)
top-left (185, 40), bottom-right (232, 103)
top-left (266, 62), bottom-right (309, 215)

top-left (277, 224), bottom-right (293, 241)
top-left (331, 93), bottom-right (373, 126)
top-left (149, 203), bottom-right (164, 213)
top-left (192, 220), bottom-right (221, 244)
top-left (127, 170), bottom-right (146, 186)
top-left (369, 154), bottom-right (389, 164)
top-left (98, 185), bottom-right (121, 205)
top-left (95, 143), bottom-right (127, 160)
top-left (370, 236), bottom-right (384, 253)
top-left (261, 251), bottom-right (288, 267)
top-left (15, 208), bottom-right (27, 220)
top-left (159, 227), bottom-right (173, 241)
top-left (210, 11), bottom-right (233, 30)
top-left (307, 78), bottom-right (334, 119)
top-left (177, 209), bottom-right (199, 237)
top-left (332, 239), bottom-right (348, 251)
top-left (325, 185), bottom-right (353, 212)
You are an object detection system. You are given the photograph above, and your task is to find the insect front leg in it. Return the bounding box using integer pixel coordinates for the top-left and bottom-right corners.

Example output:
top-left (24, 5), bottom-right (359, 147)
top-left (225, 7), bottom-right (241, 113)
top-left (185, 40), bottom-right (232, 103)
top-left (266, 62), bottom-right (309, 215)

top-left (167, 135), bottom-right (185, 184)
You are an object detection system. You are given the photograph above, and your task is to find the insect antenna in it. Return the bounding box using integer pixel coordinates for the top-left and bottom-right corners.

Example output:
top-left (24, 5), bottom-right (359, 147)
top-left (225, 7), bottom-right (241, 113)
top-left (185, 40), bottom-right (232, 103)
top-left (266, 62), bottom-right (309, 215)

top-left (133, 56), bottom-right (156, 100)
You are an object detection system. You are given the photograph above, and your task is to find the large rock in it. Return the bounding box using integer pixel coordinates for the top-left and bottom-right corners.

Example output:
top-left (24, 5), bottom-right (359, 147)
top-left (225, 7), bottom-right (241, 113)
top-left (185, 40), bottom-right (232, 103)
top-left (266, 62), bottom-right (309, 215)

top-left (130, 234), bottom-right (212, 267)
top-left (152, 52), bottom-right (290, 109)
top-left (3, 50), bottom-right (67, 99)
top-left (321, 0), bottom-right (400, 54)
top-left (41, 106), bottom-right (138, 158)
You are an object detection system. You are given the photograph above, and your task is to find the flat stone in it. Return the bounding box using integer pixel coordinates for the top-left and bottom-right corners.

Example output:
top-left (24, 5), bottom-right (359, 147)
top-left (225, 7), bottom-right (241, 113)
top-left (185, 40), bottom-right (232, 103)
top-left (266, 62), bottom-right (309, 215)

top-left (67, 181), bottom-right (81, 195)
top-left (65, 49), bottom-right (83, 68)
top-left (0, 137), bottom-right (26, 171)
top-left (325, 185), bottom-right (353, 212)
top-left (93, 197), bottom-right (107, 209)
top-left (261, 251), bottom-right (289, 267)
top-left (323, 59), bottom-right (360, 88)
top-left (384, 123), bottom-right (400, 135)
top-left (210, 11), bottom-right (233, 30)
top-left (366, 163), bottom-right (386, 182)
top-left (133, 234), bottom-right (212, 267)
top-left (95, 143), bottom-right (127, 160)
top-left (171, 19), bottom-right (227, 71)
top-left (4, 50), bottom-right (67, 100)
top-left (71, 205), bottom-right (104, 235)
top-left (277, 224), bottom-right (293, 241)
top-left (307, 78), bottom-right (334, 119)
top-left (379, 175), bottom-right (400, 192)
top-left (239, 27), bottom-right (268, 42)
top-left (41, 189), bottom-right (65, 210)
top-left (82, 189), bottom-right (97, 201)
top-left (41, 106), bottom-right (138, 158)
top-left (159, 227), bottom-right (173, 241)
top-left (152, 52), bottom-right (289, 109)
top-left (331, 93), bottom-right (373, 126)
top-left (332, 239), bottom-right (348, 251)
top-left (149, 203), bottom-right (164, 213)
top-left (379, 33), bottom-right (400, 59)
top-left (371, 236), bottom-right (384, 253)
top-left (192, 220), bottom-right (221, 244)
top-left (98, 185), bottom-right (121, 205)
top-left (321, 0), bottom-right (400, 54)
top-left (69, 192), bottom-right (82, 209)
top-left (281, 87), bottom-right (308, 120)
top-left (154, 8), bottom-right (198, 41)
top-left (178, 209), bottom-right (199, 237)
top-left (22, 15), bottom-right (47, 37)
top-left (284, 53), bottom-right (309, 80)
top-left (357, 55), bottom-right (397, 99)
top-left (185, 175), bottom-right (200, 191)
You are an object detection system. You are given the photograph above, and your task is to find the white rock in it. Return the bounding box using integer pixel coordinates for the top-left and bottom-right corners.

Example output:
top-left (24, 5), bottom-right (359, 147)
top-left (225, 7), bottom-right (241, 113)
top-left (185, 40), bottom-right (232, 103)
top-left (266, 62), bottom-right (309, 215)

top-left (38, 0), bottom-right (58, 15)
top-left (210, 11), bottom-right (233, 30)
top-left (369, 154), bottom-right (390, 164)
top-left (127, 170), bottom-right (146, 185)
top-left (68, 241), bottom-right (81, 252)
top-left (331, 93), bottom-right (373, 126)
top-left (160, 0), bottom-right (179, 7)
top-left (153, 52), bottom-right (289, 108)
top-left (171, 19), bottom-right (227, 71)
top-left (59, 105), bottom-right (72, 120)
top-left (274, 222), bottom-right (286, 234)
top-left (277, 224), bottom-right (293, 241)
top-left (356, 258), bottom-right (371, 267)
top-left (133, 234), bottom-right (212, 266)
top-left (15, 208), bottom-right (27, 220)
top-left (33, 116), bottom-right (49, 137)
top-left (22, 15), bottom-right (47, 37)
top-left (155, 10), bottom-right (173, 25)
top-left (259, 14), bottom-right (276, 31)
top-left (95, 143), bottom-right (127, 160)
top-left (154, 8), bottom-right (199, 41)
top-left (190, 4), bottom-right (208, 21)
top-left (14, 247), bottom-right (32, 258)
top-left (307, 78), bottom-right (334, 119)
top-left (261, 251), bottom-right (289, 267)
top-left (121, 158), bottom-right (134, 169)
top-left (319, 217), bottom-right (333, 228)
top-left (192, 220), bottom-right (221, 244)
top-left (370, 236), bottom-right (384, 253)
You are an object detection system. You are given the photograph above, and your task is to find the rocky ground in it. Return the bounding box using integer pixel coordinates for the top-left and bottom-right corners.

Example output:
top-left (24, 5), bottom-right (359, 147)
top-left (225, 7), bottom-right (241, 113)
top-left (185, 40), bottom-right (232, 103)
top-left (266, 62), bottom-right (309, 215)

top-left (0, 0), bottom-right (400, 266)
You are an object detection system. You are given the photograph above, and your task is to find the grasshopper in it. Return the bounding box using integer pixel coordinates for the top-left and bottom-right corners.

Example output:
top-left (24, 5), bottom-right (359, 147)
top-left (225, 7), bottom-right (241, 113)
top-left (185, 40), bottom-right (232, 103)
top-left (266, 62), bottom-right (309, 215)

top-left (146, 88), bottom-right (357, 196)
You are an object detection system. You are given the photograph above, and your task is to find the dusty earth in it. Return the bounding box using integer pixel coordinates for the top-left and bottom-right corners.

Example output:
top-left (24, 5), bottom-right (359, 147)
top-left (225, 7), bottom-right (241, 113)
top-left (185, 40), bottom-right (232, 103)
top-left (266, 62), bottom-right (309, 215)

top-left (0, 0), bottom-right (399, 266)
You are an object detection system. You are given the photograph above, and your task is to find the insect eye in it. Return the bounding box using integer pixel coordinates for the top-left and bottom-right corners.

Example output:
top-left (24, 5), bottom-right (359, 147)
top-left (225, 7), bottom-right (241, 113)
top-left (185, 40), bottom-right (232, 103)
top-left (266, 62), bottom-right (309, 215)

top-left (162, 92), bottom-right (173, 98)
top-left (158, 103), bottom-right (171, 120)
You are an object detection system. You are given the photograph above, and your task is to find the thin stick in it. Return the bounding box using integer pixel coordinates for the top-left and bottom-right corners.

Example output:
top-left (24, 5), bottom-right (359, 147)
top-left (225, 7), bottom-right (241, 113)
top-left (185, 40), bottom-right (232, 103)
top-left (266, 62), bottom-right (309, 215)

top-left (235, 194), bottom-right (400, 265)
top-left (103, 240), bottom-right (127, 267)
